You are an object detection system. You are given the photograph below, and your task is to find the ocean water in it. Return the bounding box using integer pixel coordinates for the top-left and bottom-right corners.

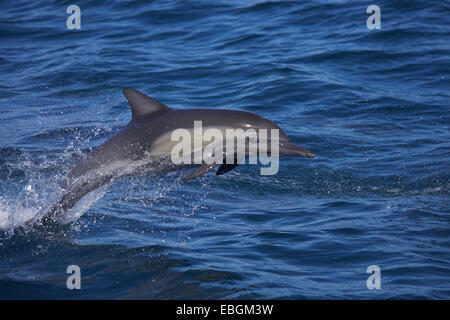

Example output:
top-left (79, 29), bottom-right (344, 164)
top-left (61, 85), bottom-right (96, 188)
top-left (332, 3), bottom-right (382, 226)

top-left (0, 0), bottom-right (449, 299)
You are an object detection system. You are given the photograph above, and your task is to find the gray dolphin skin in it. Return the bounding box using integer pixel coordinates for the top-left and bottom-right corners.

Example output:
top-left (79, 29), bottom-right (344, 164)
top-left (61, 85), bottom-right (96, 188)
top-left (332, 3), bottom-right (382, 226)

top-left (40, 88), bottom-right (315, 223)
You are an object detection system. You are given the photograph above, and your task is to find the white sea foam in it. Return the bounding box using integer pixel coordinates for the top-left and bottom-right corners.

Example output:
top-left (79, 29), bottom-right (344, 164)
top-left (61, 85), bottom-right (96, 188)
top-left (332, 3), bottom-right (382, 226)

top-left (0, 193), bottom-right (43, 231)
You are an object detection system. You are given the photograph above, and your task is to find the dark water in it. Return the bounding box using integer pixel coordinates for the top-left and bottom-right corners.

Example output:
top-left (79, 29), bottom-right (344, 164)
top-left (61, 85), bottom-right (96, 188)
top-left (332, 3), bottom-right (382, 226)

top-left (0, 0), bottom-right (449, 299)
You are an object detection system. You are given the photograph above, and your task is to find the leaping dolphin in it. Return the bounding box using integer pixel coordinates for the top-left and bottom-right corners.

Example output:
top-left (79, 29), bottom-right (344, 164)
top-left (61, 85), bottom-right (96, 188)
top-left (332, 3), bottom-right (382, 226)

top-left (39, 88), bottom-right (315, 224)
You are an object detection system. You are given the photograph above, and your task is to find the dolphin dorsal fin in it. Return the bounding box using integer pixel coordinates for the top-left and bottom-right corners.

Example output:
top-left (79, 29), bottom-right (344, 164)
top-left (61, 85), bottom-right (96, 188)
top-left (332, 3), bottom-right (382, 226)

top-left (122, 88), bottom-right (171, 121)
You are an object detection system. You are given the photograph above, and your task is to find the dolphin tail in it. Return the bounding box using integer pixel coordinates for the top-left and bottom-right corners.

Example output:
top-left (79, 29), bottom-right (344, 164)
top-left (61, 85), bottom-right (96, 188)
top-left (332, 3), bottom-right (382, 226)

top-left (38, 174), bottom-right (113, 225)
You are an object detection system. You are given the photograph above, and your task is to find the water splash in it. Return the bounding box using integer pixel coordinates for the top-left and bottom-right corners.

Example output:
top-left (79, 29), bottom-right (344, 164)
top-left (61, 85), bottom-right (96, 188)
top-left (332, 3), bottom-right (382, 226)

top-left (0, 147), bottom-right (85, 231)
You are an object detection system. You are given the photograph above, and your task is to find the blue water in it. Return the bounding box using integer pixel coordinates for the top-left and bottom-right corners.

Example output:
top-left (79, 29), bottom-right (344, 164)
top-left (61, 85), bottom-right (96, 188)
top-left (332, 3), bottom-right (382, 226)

top-left (0, 0), bottom-right (449, 299)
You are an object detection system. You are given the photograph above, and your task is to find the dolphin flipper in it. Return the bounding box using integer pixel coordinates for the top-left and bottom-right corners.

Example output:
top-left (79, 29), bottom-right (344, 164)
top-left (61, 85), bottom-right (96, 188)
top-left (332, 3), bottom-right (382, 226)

top-left (216, 163), bottom-right (239, 175)
top-left (183, 163), bottom-right (217, 181)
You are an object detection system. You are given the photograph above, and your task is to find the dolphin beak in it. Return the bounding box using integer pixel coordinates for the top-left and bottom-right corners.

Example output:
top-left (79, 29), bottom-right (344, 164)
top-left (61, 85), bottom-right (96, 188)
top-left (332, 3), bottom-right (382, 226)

top-left (280, 142), bottom-right (315, 158)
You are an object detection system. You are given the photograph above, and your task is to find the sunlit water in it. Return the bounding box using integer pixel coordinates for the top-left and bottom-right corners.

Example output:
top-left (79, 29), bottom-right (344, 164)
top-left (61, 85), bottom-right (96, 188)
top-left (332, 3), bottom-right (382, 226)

top-left (0, 0), bottom-right (449, 299)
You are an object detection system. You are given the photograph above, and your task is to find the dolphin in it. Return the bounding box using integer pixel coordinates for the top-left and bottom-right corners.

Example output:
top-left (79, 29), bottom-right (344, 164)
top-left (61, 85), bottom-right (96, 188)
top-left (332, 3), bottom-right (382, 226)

top-left (39, 88), bottom-right (315, 224)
